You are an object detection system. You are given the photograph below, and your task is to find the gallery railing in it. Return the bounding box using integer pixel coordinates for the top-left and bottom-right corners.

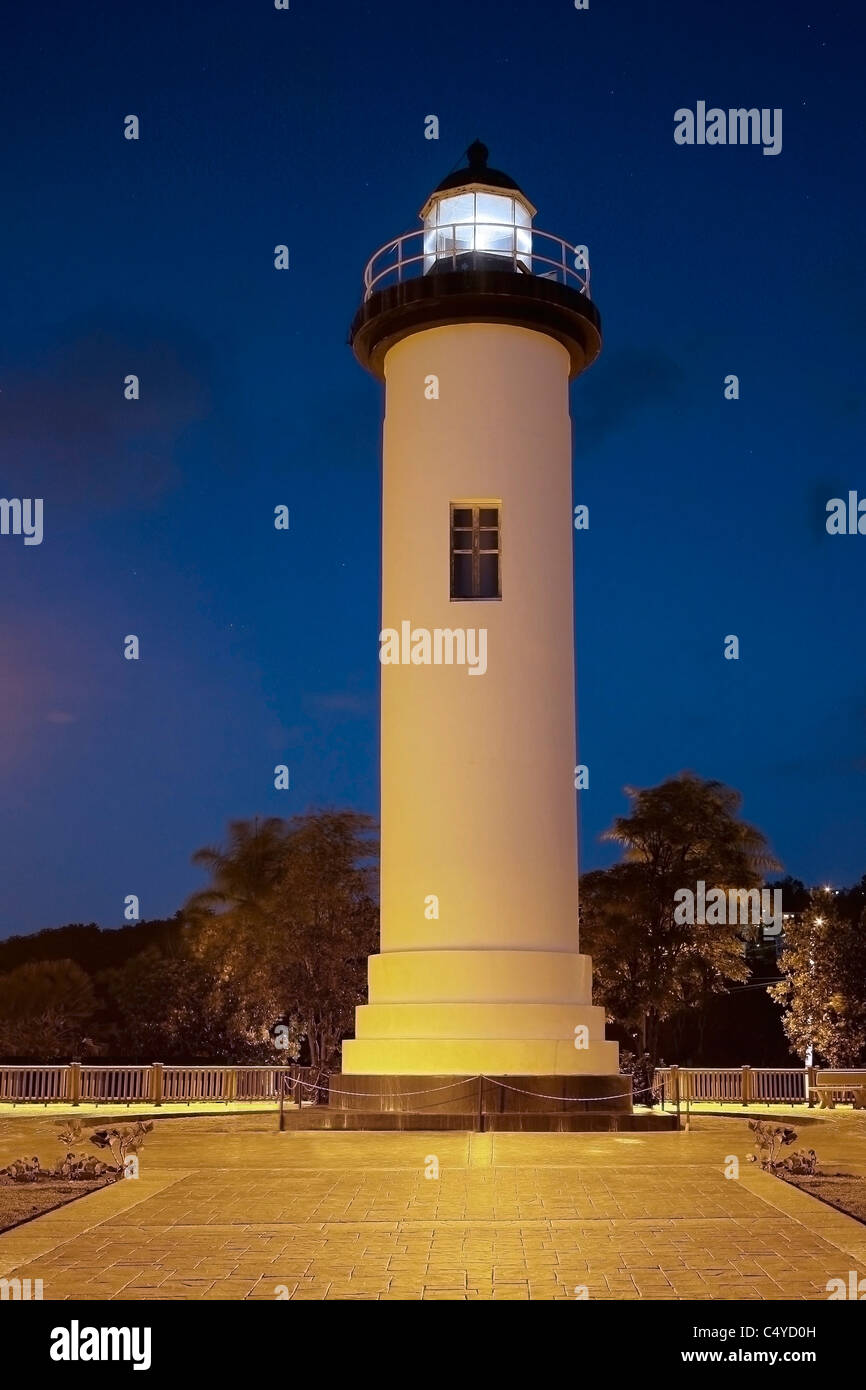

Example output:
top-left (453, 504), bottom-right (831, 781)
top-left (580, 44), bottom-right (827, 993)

top-left (362, 225), bottom-right (591, 301)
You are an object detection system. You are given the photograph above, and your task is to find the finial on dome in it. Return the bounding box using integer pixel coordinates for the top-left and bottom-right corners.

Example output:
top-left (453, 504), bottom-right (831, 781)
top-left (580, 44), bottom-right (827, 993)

top-left (466, 139), bottom-right (489, 172)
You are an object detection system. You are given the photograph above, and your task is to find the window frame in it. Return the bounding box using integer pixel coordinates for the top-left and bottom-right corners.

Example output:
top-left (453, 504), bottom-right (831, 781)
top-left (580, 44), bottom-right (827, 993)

top-left (450, 502), bottom-right (502, 601)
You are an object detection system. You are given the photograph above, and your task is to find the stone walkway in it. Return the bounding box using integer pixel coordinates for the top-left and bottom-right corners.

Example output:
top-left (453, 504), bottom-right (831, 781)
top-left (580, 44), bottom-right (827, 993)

top-left (1, 1110), bottom-right (864, 1300)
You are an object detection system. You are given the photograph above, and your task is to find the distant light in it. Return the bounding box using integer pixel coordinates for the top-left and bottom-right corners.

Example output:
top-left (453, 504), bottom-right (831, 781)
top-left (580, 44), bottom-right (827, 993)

top-left (815, 917), bottom-right (825, 925)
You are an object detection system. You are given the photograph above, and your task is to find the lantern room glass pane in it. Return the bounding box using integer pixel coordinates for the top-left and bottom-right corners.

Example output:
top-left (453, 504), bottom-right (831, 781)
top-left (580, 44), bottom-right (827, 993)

top-left (423, 189), bottom-right (533, 272)
top-left (434, 193), bottom-right (475, 227)
top-left (475, 193), bottom-right (514, 225)
top-left (475, 222), bottom-right (516, 254)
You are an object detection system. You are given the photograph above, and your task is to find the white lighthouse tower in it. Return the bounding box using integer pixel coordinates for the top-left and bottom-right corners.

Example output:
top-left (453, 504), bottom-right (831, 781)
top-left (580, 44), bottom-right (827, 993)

top-left (340, 143), bottom-right (625, 1121)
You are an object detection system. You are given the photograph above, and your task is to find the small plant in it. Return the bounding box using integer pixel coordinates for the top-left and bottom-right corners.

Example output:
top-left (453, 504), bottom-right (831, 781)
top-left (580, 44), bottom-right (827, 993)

top-left (747, 1119), bottom-right (819, 1176)
top-left (0, 1119), bottom-right (153, 1186)
top-left (778, 1148), bottom-right (819, 1176)
top-left (55, 1152), bottom-right (113, 1180)
top-left (88, 1121), bottom-right (153, 1169)
top-left (0, 1156), bottom-right (48, 1183)
top-left (0, 1151), bottom-right (110, 1183)
top-left (747, 1118), bottom-right (798, 1169)
top-left (55, 1119), bottom-right (85, 1148)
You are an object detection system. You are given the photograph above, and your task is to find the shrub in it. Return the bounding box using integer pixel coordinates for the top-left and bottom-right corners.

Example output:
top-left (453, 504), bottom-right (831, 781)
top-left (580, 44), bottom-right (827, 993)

top-left (0, 1119), bottom-right (153, 1185)
top-left (89, 1121), bottom-right (153, 1168)
top-left (0, 1156), bottom-right (47, 1183)
top-left (778, 1148), bottom-right (819, 1176)
top-left (0, 1151), bottom-right (109, 1183)
top-left (747, 1119), bottom-right (819, 1175)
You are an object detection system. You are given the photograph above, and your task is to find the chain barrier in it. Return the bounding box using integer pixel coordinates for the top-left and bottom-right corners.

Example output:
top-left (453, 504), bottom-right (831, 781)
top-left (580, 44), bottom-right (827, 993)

top-left (288, 1073), bottom-right (662, 1104)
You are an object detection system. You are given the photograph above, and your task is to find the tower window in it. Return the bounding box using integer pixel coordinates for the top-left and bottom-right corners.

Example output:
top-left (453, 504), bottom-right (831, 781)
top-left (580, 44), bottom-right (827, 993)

top-left (450, 504), bottom-right (501, 600)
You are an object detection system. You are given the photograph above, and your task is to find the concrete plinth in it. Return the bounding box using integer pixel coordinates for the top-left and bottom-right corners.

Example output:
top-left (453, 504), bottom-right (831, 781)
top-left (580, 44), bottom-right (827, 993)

top-left (280, 1108), bottom-right (678, 1132)
top-left (342, 949), bottom-right (620, 1078)
top-left (281, 1074), bottom-right (678, 1131)
top-left (280, 1072), bottom-right (680, 1130)
top-left (329, 1072), bottom-right (632, 1114)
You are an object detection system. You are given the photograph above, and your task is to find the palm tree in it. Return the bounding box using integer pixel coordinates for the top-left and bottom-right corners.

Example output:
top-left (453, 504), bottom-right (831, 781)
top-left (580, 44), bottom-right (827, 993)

top-left (187, 816), bottom-right (288, 921)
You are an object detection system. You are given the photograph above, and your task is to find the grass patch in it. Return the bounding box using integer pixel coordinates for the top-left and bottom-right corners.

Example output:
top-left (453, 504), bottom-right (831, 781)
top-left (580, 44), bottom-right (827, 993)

top-left (783, 1171), bottom-right (866, 1226)
top-left (0, 1177), bottom-right (114, 1233)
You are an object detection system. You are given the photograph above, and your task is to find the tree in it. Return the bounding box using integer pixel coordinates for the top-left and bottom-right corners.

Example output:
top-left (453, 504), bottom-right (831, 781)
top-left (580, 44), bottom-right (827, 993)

top-left (98, 945), bottom-right (267, 1062)
top-left (767, 876), bottom-right (811, 915)
top-left (0, 916), bottom-right (184, 976)
top-left (0, 959), bottom-right (96, 1058)
top-left (187, 817), bottom-right (288, 923)
top-left (188, 810), bottom-right (379, 1069)
top-left (770, 891), bottom-right (866, 1066)
top-left (580, 772), bottom-right (780, 1061)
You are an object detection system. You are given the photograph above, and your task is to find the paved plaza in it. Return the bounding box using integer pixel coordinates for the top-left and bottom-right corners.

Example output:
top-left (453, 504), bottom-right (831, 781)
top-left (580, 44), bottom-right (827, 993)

top-left (1, 1110), bottom-right (865, 1300)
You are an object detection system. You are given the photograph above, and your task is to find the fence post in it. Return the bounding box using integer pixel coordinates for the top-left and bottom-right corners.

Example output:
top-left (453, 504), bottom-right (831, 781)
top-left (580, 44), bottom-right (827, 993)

top-left (68, 1062), bottom-right (81, 1107)
top-left (741, 1065), bottom-right (752, 1107)
top-left (806, 1065), bottom-right (817, 1107)
top-left (150, 1063), bottom-right (163, 1107)
top-left (225, 1067), bottom-right (238, 1104)
top-left (671, 1065), bottom-right (680, 1125)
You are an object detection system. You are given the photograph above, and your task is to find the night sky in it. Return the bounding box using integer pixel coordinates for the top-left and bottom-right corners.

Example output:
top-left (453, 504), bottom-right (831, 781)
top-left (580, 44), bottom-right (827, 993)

top-left (1, 0), bottom-right (863, 937)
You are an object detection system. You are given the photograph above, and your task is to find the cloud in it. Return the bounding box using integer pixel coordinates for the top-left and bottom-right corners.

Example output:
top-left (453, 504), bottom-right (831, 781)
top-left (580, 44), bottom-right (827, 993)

top-left (0, 310), bottom-right (237, 509)
top-left (0, 623), bottom-right (94, 768)
top-left (571, 347), bottom-right (684, 452)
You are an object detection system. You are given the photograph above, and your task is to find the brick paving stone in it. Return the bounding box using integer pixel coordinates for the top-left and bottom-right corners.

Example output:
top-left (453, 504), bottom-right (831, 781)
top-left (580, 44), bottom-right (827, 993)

top-left (0, 1111), bottom-right (864, 1300)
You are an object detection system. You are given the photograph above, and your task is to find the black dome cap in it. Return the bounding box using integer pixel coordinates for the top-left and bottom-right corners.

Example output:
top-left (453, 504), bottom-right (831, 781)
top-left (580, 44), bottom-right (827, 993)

top-left (432, 140), bottom-right (527, 196)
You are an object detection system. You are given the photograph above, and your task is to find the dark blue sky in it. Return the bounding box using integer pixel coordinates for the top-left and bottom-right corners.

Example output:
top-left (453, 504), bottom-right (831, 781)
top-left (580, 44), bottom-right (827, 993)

top-left (1, 0), bottom-right (863, 937)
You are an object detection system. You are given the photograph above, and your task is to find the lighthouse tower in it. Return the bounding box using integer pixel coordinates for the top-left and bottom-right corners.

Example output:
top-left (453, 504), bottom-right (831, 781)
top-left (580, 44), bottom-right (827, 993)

top-left (341, 143), bottom-right (624, 1115)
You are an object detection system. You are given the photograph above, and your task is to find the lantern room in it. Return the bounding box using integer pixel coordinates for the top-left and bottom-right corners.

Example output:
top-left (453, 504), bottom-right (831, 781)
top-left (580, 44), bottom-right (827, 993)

top-left (420, 139), bottom-right (535, 273)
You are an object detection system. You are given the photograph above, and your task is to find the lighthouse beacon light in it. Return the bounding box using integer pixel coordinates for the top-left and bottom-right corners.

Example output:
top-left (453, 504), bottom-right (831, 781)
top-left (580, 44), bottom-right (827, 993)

top-left (363, 140), bottom-right (590, 299)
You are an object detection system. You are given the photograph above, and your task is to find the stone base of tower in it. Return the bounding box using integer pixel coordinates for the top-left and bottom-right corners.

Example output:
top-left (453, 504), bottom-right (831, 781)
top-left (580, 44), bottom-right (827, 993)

top-left (342, 1036), bottom-right (619, 1075)
top-left (285, 945), bottom-right (675, 1130)
top-left (329, 1072), bottom-right (630, 1112)
top-left (279, 1073), bottom-right (679, 1131)
top-left (341, 948), bottom-right (620, 1078)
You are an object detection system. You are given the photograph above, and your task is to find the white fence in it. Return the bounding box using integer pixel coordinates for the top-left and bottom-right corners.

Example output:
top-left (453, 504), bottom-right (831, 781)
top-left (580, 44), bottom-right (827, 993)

top-left (0, 1064), bottom-right (323, 1106)
top-left (2, 1064), bottom-right (861, 1108)
top-left (652, 1066), bottom-right (849, 1106)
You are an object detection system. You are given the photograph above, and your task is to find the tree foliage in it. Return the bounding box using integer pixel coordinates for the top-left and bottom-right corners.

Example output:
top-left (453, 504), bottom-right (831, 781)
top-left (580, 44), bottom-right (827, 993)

top-left (98, 945), bottom-right (258, 1061)
top-left (580, 772), bottom-right (779, 1059)
top-left (770, 890), bottom-right (866, 1065)
top-left (187, 810), bottom-right (379, 1068)
top-left (0, 959), bottom-right (96, 1058)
